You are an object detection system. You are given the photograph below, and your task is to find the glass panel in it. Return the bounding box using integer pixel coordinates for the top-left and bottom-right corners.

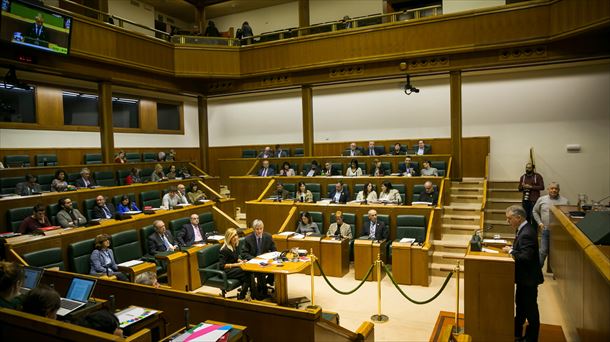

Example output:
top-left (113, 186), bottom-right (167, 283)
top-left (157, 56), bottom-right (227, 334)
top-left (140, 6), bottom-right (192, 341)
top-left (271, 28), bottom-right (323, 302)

top-left (63, 91), bottom-right (98, 126)
top-left (112, 97), bottom-right (139, 128)
top-left (157, 102), bottom-right (180, 130)
top-left (0, 84), bottom-right (35, 123)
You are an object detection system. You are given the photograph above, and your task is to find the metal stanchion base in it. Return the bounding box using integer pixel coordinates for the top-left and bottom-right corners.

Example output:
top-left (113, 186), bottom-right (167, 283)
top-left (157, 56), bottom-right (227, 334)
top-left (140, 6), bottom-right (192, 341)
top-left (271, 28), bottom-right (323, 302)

top-left (370, 314), bottom-right (389, 323)
top-left (452, 325), bottom-right (463, 334)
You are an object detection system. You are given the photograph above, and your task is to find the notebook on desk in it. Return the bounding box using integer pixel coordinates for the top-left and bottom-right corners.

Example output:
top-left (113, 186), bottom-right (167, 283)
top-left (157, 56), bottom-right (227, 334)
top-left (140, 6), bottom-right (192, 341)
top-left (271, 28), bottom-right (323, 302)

top-left (19, 266), bottom-right (44, 295)
top-left (56, 277), bottom-right (97, 317)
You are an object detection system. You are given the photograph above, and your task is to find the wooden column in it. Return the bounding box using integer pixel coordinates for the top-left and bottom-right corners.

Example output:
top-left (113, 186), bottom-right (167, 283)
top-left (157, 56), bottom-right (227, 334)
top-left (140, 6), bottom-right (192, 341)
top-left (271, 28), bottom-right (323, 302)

top-left (98, 81), bottom-right (114, 164)
top-left (196, 5), bottom-right (206, 35)
top-left (298, 0), bottom-right (310, 27)
top-left (302, 85), bottom-right (314, 156)
top-left (450, 71), bottom-right (463, 181)
top-left (198, 95), bottom-right (209, 170)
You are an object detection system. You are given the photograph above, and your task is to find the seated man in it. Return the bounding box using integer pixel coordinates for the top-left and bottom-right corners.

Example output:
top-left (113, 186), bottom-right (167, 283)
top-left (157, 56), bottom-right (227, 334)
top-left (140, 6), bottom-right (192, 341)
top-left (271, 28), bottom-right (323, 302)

top-left (321, 162), bottom-right (334, 176)
top-left (360, 209), bottom-right (389, 241)
top-left (19, 204), bottom-right (52, 234)
top-left (15, 174), bottom-right (42, 196)
top-left (401, 156), bottom-right (418, 176)
top-left (273, 183), bottom-right (291, 200)
top-left (257, 146), bottom-right (274, 159)
top-left (148, 220), bottom-right (178, 255)
top-left (241, 219), bottom-right (276, 299)
top-left (177, 214), bottom-right (206, 247)
top-left (162, 186), bottom-right (187, 209)
top-left (91, 195), bottom-right (116, 219)
top-left (75, 168), bottom-right (97, 188)
top-left (305, 160), bottom-right (321, 177)
top-left (257, 160), bottom-right (275, 177)
top-left (366, 141), bottom-right (377, 156)
top-left (415, 140), bottom-right (430, 155)
top-left (418, 181), bottom-right (439, 205)
top-left (275, 144), bottom-right (288, 158)
top-left (57, 197), bottom-right (87, 228)
top-left (420, 160), bottom-right (439, 176)
top-left (329, 181), bottom-right (350, 204)
top-left (326, 211), bottom-right (352, 239)
top-left (371, 159), bottom-right (389, 176)
top-left (176, 184), bottom-right (190, 204)
top-left (343, 142), bottom-right (362, 156)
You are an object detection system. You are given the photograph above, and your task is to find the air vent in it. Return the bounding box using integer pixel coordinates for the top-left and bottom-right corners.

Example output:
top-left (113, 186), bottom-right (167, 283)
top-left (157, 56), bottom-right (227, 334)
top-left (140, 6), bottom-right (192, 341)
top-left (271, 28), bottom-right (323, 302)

top-left (499, 46), bottom-right (546, 61)
top-left (261, 74), bottom-right (290, 86)
top-left (208, 81), bottom-right (234, 92)
top-left (406, 56), bottom-right (449, 70)
top-left (329, 65), bottom-right (364, 78)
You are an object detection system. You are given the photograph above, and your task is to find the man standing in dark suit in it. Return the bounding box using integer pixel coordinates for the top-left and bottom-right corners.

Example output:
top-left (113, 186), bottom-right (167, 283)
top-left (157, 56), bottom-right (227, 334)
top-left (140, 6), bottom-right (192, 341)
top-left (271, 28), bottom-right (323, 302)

top-left (242, 219), bottom-right (276, 299)
top-left (503, 205), bottom-right (544, 342)
top-left (177, 214), bottom-right (205, 246)
top-left (360, 209), bottom-right (389, 241)
top-left (27, 13), bottom-right (49, 42)
top-left (148, 220), bottom-right (178, 255)
top-left (91, 195), bottom-right (115, 219)
top-left (329, 181), bottom-right (350, 204)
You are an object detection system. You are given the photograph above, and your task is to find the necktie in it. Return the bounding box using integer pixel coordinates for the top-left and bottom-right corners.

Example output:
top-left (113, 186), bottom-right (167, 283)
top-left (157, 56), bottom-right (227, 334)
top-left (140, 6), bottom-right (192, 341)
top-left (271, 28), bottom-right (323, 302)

top-left (161, 234), bottom-right (172, 250)
top-left (370, 223), bottom-right (376, 239)
top-left (256, 237), bottom-right (261, 255)
top-left (370, 149), bottom-right (375, 155)
top-left (103, 206), bottom-right (111, 218)
top-left (84, 179), bottom-right (89, 187)
top-left (262, 168), bottom-right (267, 177)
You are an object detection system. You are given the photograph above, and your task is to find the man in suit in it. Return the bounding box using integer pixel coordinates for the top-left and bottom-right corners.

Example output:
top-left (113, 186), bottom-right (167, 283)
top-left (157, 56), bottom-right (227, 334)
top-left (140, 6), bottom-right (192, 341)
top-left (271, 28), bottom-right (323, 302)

top-left (415, 140), bottom-right (430, 155)
top-left (273, 183), bottom-right (290, 200)
top-left (326, 211), bottom-right (352, 239)
top-left (257, 160), bottom-right (275, 177)
top-left (367, 141), bottom-right (377, 156)
top-left (56, 197), bottom-right (87, 228)
top-left (176, 184), bottom-right (190, 204)
top-left (242, 219), bottom-right (277, 299)
top-left (401, 156), bottom-right (418, 176)
top-left (148, 220), bottom-right (178, 255)
top-left (75, 168), bottom-right (97, 188)
top-left (329, 181), bottom-right (350, 204)
top-left (418, 181), bottom-right (439, 205)
top-left (343, 142), bottom-right (362, 156)
top-left (257, 146), bottom-right (274, 158)
top-left (15, 174), bottom-right (42, 196)
top-left (275, 144), bottom-right (288, 158)
top-left (27, 13), bottom-right (49, 42)
top-left (322, 162), bottom-right (335, 176)
top-left (502, 205), bottom-right (544, 342)
top-left (91, 195), bottom-right (116, 219)
top-left (177, 214), bottom-right (205, 246)
top-left (360, 209), bottom-right (389, 241)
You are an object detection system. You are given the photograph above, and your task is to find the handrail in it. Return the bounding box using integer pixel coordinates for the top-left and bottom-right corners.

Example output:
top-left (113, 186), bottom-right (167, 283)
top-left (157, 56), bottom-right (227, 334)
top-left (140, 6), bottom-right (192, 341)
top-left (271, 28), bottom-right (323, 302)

top-left (211, 206), bottom-right (241, 229)
top-left (445, 156), bottom-right (453, 180)
top-left (277, 206), bottom-right (298, 233)
top-left (9, 249), bottom-right (29, 266)
top-left (245, 160), bottom-right (260, 176)
top-left (422, 209), bottom-right (435, 250)
top-left (196, 179), bottom-right (224, 200)
top-left (437, 178), bottom-right (445, 208)
top-left (481, 178), bottom-right (488, 211)
top-left (255, 179), bottom-right (276, 201)
top-left (188, 162), bottom-right (211, 178)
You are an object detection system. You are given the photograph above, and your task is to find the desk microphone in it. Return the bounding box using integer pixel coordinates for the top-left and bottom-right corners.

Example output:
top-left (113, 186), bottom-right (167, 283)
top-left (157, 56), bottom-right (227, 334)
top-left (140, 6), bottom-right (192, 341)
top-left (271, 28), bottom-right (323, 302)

top-left (109, 295), bottom-right (115, 312)
top-left (184, 308), bottom-right (190, 331)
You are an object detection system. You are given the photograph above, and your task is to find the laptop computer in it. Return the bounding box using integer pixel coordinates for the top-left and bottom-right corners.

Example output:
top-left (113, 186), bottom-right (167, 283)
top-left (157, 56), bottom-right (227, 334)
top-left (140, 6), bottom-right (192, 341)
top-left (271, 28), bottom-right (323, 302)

top-left (19, 266), bottom-right (44, 295)
top-left (56, 277), bottom-right (97, 317)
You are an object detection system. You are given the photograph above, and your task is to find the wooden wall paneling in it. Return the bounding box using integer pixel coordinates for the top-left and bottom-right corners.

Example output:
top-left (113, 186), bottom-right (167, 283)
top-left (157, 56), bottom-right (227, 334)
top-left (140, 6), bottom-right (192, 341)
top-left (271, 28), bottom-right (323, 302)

top-left (174, 47), bottom-right (240, 77)
top-left (582, 246), bottom-right (610, 342)
top-left (462, 137), bottom-right (490, 178)
top-left (139, 99), bottom-right (157, 131)
top-left (35, 86), bottom-right (64, 127)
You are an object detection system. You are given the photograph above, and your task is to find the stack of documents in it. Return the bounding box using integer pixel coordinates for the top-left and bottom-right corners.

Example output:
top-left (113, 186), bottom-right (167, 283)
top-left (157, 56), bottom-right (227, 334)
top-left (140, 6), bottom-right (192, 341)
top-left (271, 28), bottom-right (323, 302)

top-left (170, 323), bottom-right (232, 342)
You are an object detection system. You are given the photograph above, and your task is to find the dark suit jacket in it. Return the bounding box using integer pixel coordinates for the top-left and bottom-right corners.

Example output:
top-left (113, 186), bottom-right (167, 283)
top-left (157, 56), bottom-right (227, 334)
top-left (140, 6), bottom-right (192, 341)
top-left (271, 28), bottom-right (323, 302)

top-left (511, 222), bottom-right (544, 286)
top-left (273, 189), bottom-right (291, 200)
top-left (15, 182), bottom-right (42, 196)
top-left (28, 23), bottom-right (48, 41)
top-left (257, 167), bottom-right (275, 176)
top-left (276, 150), bottom-right (288, 157)
top-left (400, 163), bottom-right (419, 175)
top-left (361, 220), bottom-right (389, 241)
top-left (418, 190), bottom-right (439, 205)
top-left (342, 149), bottom-right (363, 156)
top-left (91, 203), bottom-right (116, 219)
top-left (329, 188), bottom-right (350, 204)
top-left (148, 231), bottom-right (176, 255)
top-left (242, 232), bottom-right (276, 260)
top-left (75, 177), bottom-right (97, 188)
top-left (177, 223), bottom-right (205, 246)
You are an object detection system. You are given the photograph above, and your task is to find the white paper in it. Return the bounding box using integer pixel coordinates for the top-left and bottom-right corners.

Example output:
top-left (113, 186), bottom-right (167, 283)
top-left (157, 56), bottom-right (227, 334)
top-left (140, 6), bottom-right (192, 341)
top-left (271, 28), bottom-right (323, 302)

top-left (400, 238), bottom-right (416, 243)
top-left (116, 306), bottom-right (158, 328)
top-left (258, 251), bottom-right (281, 259)
top-left (411, 201), bottom-right (432, 206)
top-left (278, 231), bottom-right (294, 236)
top-left (483, 239), bottom-right (508, 244)
top-left (317, 199), bottom-right (332, 205)
top-left (118, 260), bottom-right (144, 267)
top-left (175, 203), bottom-right (192, 207)
top-left (482, 247), bottom-right (499, 254)
top-left (246, 258), bottom-right (266, 264)
top-left (207, 235), bottom-right (225, 241)
top-left (123, 211), bottom-right (142, 215)
top-left (291, 233), bottom-right (305, 239)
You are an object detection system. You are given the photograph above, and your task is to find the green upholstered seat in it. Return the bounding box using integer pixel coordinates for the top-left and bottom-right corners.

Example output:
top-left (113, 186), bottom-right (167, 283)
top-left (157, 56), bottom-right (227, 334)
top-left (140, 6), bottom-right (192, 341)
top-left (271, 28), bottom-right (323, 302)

top-left (37, 174), bottom-right (54, 192)
top-left (197, 243), bottom-right (242, 297)
top-left (0, 176), bottom-right (23, 194)
top-left (199, 211), bottom-right (215, 233)
top-left (293, 148), bottom-right (304, 157)
top-left (388, 215), bottom-right (427, 261)
top-left (83, 198), bottom-right (97, 221)
top-left (68, 239), bottom-right (95, 274)
top-left (23, 247), bottom-right (64, 270)
top-left (140, 225), bottom-right (156, 257)
top-left (140, 190), bottom-right (161, 208)
top-left (84, 153), bottom-right (102, 165)
top-left (305, 183), bottom-right (321, 201)
top-left (331, 163), bottom-right (343, 175)
top-left (431, 161), bottom-right (446, 171)
top-left (35, 154), bottom-right (58, 166)
top-left (140, 168), bottom-right (154, 182)
top-left (241, 149), bottom-right (256, 158)
top-left (4, 155), bottom-right (30, 167)
top-left (142, 153), bottom-right (157, 162)
top-left (7, 206), bottom-right (32, 232)
top-left (112, 193), bottom-right (136, 208)
top-left (125, 152), bottom-right (141, 163)
top-left (94, 171), bottom-right (116, 187)
top-left (116, 169), bottom-right (131, 186)
top-left (111, 230), bottom-right (143, 264)
top-left (67, 172), bottom-right (81, 185)
top-left (169, 217), bottom-right (191, 237)
top-left (362, 213), bottom-right (390, 238)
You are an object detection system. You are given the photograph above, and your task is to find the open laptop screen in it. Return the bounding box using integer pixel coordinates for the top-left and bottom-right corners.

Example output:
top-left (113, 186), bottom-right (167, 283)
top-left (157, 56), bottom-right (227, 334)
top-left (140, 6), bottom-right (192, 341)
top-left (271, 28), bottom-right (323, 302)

top-left (66, 278), bottom-right (96, 302)
top-left (22, 266), bottom-right (43, 290)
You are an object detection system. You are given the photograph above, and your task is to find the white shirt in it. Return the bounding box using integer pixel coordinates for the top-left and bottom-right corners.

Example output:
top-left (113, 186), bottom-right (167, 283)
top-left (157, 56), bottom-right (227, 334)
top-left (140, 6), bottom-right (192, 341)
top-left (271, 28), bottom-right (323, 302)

top-left (192, 224), bottom-right (204, 242)
top-left (417, 147), bottom-right (425, 155)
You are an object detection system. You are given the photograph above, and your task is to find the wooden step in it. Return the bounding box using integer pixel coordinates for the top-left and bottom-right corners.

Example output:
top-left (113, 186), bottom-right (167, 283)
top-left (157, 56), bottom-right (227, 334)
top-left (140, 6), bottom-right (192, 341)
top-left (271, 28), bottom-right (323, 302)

top-left (452, 187), bottom-right (483, 195)
top-left (443, 223), bottom-right (480, 232)
top-left (432, 251), bottom-right (466, 263)
top-left (450, 194), bottom-right (483, 203)
top-left (488, 181), bottom-right (520, 190)
top-left (442, 215), bottom-right (480, 225)
top-left (488, 189), bottom-right (522, 200)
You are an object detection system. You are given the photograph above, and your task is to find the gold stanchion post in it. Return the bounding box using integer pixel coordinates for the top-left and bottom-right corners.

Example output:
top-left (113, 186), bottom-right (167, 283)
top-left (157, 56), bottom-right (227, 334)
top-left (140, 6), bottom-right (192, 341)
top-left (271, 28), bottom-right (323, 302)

top-left (370, 253), bottom-right (389, 323)
top-left (453, 260), bottom-right (463, 334)
top-left (306, 248), bottom-right (319, 310)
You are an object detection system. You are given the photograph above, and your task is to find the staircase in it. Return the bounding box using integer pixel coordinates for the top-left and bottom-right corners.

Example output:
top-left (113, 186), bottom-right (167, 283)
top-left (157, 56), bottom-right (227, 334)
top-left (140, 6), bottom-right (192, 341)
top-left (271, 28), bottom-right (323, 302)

top-left (431, 178), bottom-right (485, 276)
top-left (484, 181), bottom-right (521, 238)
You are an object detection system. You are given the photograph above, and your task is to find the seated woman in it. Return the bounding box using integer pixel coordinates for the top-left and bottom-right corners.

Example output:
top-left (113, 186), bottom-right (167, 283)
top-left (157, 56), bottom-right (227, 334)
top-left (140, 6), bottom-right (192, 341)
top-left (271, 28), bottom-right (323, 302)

top-left (50, 169), bottom-right (74, 192)
top-left (125, 168), bottom-right (142, 185)
top-left (18, 204), bottom-right (52, 234)
top-left (151, 164), bottom-right (166, 182)
top-left (166, 165), bottom-right (179, 179)
top-left (296, 211), bottom-right (320, 235)
top-left (114, 150), bottom-right (126, 164)
top-left (345, 159), bottom-right (363, 177)
top-left (378, 181), bottom-right (402, 204)
top-left (356, 182), bottom-right (378, 203)
top-left (219, 228), bottom-right (251, 300)
top-left (89, 234), bottom-right (128, 281)
top-left (295, 182), bottom-right (314, 203)
top-left (371, 159), bottom-right (388, 176)
top-left (79, 309), bottom-right (124, 338)
top-left (0, 261), bottom-right (23, 309)
top-left (391, 143), bottom-right (403, 155)
top-left (187, 182), bottom-right (206, 203)
top-left (116, 195), bottom-right (140, 213)
top-left (279, 161), bottom-right (296, 176)
top-left (22, 284), bottom-right (61, 320)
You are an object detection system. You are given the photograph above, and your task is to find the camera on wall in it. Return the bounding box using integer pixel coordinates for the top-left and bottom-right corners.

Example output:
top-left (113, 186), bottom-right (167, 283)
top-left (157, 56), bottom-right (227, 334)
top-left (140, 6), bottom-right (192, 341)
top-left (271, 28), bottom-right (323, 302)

top-left (403, 74), bottom-right (419, 95)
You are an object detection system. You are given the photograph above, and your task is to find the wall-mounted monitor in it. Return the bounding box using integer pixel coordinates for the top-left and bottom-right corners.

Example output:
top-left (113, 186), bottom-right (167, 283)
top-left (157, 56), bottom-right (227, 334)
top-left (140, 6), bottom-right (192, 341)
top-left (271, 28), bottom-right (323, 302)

top-left (1, 0), bottom-right (72, 55)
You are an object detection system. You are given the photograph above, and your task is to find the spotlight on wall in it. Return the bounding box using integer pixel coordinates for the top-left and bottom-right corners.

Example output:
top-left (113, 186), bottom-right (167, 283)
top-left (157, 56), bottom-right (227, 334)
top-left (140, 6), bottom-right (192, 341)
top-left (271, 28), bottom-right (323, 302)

top-left (3, 66), bottom-right (31, 90)
top-left (403, 74), bottom-right (419, 95)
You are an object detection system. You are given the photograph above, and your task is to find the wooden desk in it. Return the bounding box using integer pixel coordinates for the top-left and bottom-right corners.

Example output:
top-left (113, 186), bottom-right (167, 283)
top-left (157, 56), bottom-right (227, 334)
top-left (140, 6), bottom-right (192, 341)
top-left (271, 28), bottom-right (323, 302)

top-left (287, 235), bottom-right (322, 276)
top-left (354, 239), bottom-right (386, 281)
top-left (182, 244), bottom-right (206, 290)
top-left (391, 241), bottom-right (430, 286)
top-left (320, 237), bottom-right (350, 277)
top-left (463, 245), bottom-right (514, 342)
top-left (117, 305), bottom-right (166, 341)
top-left (240, 259), bottom-right (310, 306)
top-left (118, 261), bottom-right (157, 283)
top-left (156, 251), bottom-right (189, 291)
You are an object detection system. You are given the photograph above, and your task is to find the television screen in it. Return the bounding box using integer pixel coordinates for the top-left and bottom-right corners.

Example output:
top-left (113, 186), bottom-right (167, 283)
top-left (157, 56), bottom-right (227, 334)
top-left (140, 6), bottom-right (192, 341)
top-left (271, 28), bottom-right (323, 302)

top-left (0, 0), bottom-right (72, 55)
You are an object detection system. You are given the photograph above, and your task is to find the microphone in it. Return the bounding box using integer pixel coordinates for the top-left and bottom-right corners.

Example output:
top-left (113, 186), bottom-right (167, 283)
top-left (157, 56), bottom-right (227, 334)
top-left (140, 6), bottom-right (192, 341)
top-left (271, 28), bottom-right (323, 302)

top-left (109, 295), bottom-right (115, 312)
top-left (184, 308), bottom-right (190, 331)
top-left (334, 227), bottom-right (341, 240)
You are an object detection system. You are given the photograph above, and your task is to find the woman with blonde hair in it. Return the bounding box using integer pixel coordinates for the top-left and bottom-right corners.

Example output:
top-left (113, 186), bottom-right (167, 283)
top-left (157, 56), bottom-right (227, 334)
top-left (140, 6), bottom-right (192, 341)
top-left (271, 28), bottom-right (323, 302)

top-left (219, 228), bottom-right (251, 300)
top-left (151, 163), bottom-right (166, 182)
